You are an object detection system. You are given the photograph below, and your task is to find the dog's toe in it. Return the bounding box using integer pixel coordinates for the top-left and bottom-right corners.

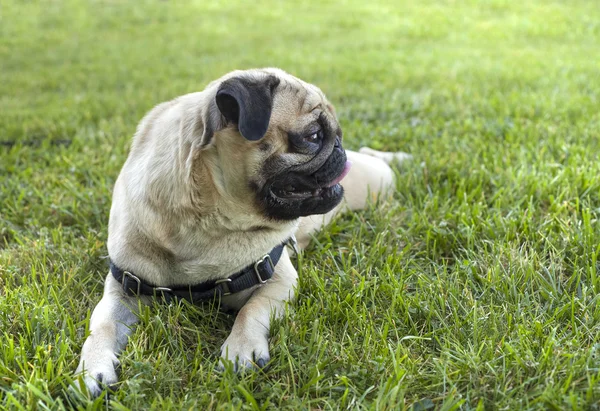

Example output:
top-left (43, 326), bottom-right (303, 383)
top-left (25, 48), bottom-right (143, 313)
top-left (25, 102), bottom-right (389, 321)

top-left (256, 357), bottom-right (267, 368)
top-left (220, 330), bottom-right (270, 372)
top-left (85, 379), bottom-right (104, 398)
top-left (73, 357), bottom-right (119, 398)
top-left (218, 353), bottom-right (269, 372)
top-left (70, 375), bottom-right (103, 399)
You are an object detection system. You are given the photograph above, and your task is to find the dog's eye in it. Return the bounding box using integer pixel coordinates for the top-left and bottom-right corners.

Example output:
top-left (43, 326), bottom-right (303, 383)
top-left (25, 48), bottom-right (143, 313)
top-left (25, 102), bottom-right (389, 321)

top-left (304, 130), bottom-right (322, 144)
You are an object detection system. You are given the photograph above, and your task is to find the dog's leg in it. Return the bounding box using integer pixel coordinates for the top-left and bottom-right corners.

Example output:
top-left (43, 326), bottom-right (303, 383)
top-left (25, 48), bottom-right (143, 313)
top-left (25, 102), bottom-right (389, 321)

top-left (220, 249), bottom-right (297, 370)
top-left (295, 148), bottom-right (411, 249)
top-left (74, 273), bottom-right (144, 397)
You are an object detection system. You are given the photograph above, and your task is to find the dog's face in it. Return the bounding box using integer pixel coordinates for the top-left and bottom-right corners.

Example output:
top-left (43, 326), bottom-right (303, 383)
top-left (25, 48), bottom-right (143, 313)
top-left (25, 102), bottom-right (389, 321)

top-left (199, 69), bottom-right (349, 221)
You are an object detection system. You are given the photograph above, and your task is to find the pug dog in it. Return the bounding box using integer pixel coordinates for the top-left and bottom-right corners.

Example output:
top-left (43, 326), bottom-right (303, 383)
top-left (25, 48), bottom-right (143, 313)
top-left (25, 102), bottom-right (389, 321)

top-left (74, 68), bottom-right (411, 396)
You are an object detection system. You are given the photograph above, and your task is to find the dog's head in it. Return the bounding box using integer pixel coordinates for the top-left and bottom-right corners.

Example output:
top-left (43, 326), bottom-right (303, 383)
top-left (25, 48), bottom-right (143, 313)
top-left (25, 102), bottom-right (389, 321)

top-left (196, 68), bottom-right (349, 221)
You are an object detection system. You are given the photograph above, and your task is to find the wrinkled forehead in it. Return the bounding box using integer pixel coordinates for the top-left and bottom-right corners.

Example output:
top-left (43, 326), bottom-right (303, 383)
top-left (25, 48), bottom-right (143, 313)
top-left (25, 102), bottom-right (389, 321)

top-left (279, 75), bottom-right (327, 110)
top-left (270, 74), bottom-right (336, 134)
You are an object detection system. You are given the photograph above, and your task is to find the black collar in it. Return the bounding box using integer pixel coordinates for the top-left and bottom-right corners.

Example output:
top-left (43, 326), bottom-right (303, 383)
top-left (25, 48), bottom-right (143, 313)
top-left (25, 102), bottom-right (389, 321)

top-left (110, 237), bottom-right (296, 303)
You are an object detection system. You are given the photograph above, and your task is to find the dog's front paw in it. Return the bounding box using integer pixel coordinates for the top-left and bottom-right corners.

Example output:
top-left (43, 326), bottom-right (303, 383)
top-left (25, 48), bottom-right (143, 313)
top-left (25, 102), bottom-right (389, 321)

top-left (219, 329), bottom-right (269, 372)
top-left (73, 350), bottom-right (119, 398)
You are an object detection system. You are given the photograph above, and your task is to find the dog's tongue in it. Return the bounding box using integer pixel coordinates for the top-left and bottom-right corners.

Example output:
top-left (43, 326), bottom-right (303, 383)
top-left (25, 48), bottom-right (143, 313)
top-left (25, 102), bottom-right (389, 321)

top-left (326, 161), bottom-right (352, 188)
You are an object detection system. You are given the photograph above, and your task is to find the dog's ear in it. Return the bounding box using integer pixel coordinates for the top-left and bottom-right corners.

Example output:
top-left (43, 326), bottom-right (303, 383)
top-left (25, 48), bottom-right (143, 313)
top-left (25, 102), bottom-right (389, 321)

top-left (215, 75), bottom-right (280, 141)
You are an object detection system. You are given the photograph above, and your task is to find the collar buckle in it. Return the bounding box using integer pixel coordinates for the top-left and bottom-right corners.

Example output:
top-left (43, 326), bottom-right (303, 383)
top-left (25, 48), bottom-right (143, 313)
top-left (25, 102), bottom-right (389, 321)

top-left (215, 278), bottom-right (233, 296)
top-left (254, 254), bottom-right (273, 284)
top-left (122, 271), bottom-right (141, 295)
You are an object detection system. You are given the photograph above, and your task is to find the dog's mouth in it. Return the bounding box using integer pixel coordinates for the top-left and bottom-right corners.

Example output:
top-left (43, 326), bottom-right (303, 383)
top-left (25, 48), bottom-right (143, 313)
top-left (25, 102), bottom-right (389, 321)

top-left (259, 140), bottom-right (348, 220)
top-left (271, 161), bottom-right (352, 200)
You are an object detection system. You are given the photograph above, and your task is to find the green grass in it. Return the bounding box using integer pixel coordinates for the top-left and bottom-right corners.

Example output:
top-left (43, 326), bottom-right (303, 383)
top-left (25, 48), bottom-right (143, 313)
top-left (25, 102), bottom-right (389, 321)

top-left (2, 0), bottom-right (600, 409)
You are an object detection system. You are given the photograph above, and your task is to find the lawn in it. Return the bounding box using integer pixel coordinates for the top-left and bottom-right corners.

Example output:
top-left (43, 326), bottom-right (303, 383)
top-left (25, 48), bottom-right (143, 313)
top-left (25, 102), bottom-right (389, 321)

top-left (2, 0), bottom-right (600, 409)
